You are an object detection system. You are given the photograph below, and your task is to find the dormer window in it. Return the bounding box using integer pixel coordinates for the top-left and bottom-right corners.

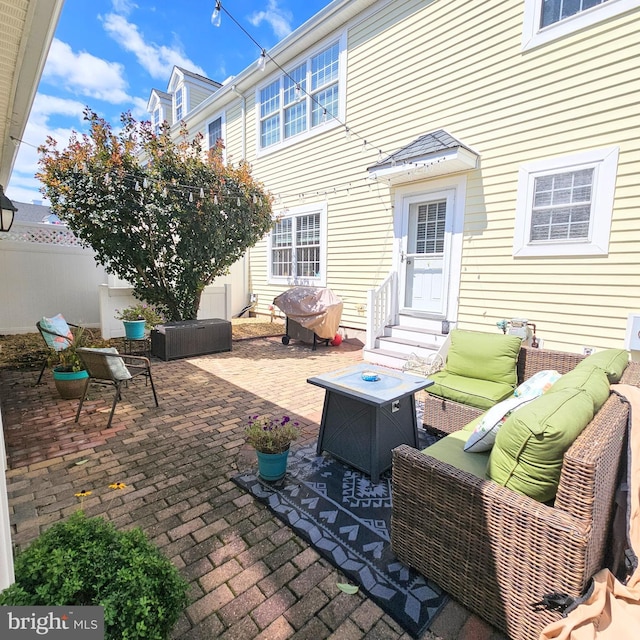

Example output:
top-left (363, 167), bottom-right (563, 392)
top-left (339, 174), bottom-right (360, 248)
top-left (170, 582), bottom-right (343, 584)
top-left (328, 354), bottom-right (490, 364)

top-left (152, 108), bottom-right (161, 135)
top-left (175, 87), bottom-right (183, 122)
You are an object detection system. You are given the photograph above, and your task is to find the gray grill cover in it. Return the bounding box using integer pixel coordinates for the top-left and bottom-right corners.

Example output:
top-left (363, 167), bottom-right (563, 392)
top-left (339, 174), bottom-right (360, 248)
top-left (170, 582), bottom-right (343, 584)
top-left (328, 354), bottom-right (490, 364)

top-left (273, 287), bottom-right (343, 340)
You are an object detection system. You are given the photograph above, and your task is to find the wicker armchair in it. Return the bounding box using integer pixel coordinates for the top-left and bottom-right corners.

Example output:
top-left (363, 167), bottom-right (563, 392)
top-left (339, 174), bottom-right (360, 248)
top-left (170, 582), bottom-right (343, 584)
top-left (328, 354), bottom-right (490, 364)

top-left (422, 346), bottom-right (586, 434)
top-left (392, 358), bottom-right (640, 640)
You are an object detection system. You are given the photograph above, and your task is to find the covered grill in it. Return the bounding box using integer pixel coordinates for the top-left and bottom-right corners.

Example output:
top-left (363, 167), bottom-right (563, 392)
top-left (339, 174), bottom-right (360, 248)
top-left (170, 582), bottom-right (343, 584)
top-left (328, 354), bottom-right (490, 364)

top-left (273, 287), bottom-right (343, 350)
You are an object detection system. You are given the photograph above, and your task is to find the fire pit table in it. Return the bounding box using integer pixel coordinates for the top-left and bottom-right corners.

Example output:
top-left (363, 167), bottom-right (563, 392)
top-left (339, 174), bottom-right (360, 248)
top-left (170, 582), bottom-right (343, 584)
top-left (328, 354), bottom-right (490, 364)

top-left (307, 363), bottom-right (433, 481)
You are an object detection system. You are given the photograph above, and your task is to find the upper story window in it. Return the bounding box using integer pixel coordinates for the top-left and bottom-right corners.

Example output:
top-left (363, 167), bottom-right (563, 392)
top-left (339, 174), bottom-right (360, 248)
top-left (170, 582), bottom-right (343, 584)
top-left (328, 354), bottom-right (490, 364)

top-left (208, 117), bottom-right (223, 149)
top-left (522, 0), bottom-right (639, 49)
top-left (513, 147), bottom-right (619, 257)
top-left (258, 40), bottom-right (342, 151)
top-left (152, 108), bottom-right (161, 135)
top-left (268, 203), bottom-right (327, 286)
top-left (541, 0), bottom-right (610, 26)
top-left (175, 87), bottom-right (183, 122)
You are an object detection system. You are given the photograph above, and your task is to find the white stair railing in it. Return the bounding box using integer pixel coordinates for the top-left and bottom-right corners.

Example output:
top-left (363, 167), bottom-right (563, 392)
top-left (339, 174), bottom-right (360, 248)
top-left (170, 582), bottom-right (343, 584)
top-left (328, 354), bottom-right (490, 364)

top-left (366, 271), bottom-right (398, 350)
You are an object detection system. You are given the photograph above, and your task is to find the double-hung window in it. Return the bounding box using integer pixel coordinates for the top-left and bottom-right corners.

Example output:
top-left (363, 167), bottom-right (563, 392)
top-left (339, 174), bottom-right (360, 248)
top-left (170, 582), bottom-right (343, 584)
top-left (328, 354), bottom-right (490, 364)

top-left (513, 147), bottom-right (619, 257)
top-left (522, 0), bottom-right (639, 49)
top-left (259, 40), bottom-right (342, 151)
top-left (152, 108), bottom-right (161, 135)
top-left (269, 204), bottom-right (326, 285)
top-left (175, 87), bottom-right (183, 122)
top-left (208, 117), bottom-right (223, 149)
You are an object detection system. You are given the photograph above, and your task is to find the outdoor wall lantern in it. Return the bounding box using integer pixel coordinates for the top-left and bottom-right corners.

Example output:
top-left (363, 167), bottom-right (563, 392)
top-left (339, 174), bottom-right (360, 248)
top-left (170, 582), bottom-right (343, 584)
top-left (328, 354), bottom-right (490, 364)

top-left (0, 185), bottom-right (17, 232)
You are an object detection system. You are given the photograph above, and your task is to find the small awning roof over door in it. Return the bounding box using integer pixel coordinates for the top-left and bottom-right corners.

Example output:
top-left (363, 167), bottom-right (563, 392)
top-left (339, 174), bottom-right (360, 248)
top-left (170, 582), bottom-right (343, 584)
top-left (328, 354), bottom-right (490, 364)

top-left (367, 129), bottom-right (478, 184)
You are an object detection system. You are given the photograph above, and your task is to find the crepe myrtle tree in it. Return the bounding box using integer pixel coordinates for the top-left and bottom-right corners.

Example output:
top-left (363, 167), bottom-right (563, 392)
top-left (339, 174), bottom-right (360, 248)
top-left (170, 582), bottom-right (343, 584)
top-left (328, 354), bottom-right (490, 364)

top-left (37, 108), bottom-right (273, 321)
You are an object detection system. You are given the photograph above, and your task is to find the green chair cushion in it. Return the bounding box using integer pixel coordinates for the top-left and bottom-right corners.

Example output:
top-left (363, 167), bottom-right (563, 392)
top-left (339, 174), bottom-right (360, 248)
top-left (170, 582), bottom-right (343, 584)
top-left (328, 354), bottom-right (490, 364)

top-left (487, 387), bottom-right (594, 503)
top-left (575, 348), bottom-right (629, 383)
top-left (546, 364), bottom-right (610, 413)
top-left (422, 429), bottom-right (490, 479)
top-left (428, 371), bottom-right (515, 410)
top-left (445, 329), bottom-right (522, 385)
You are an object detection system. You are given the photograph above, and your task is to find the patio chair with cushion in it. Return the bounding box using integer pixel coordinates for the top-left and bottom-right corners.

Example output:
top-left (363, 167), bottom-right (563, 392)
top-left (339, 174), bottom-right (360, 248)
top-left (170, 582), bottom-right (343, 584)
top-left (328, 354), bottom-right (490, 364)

top-left (75, 347), bottom-right (159, 428)
top-left (36, 313), bottom-right (82, 384)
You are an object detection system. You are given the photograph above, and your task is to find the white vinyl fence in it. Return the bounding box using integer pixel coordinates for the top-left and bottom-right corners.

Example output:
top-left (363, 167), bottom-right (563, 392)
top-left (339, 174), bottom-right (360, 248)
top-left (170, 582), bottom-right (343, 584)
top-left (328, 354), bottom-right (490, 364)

top-left (0, 222), bottom-right (248, 336)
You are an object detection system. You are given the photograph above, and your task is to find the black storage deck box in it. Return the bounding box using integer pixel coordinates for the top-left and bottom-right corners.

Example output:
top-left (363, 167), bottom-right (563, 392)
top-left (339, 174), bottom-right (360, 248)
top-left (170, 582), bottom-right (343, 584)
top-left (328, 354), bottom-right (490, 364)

top-left (151, 318), bottom-right (232, 361)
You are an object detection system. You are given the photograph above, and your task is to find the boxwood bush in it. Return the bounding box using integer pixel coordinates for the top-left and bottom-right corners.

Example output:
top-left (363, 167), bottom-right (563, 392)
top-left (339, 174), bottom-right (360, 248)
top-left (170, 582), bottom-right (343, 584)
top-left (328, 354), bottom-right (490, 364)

top-left (0, 511), bottom-right (189, 640)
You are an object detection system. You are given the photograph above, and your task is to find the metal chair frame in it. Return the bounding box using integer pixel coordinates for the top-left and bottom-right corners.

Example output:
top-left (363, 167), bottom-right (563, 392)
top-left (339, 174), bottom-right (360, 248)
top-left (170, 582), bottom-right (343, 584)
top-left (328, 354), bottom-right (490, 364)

top-left (75, 348), bottom-right (159, 428)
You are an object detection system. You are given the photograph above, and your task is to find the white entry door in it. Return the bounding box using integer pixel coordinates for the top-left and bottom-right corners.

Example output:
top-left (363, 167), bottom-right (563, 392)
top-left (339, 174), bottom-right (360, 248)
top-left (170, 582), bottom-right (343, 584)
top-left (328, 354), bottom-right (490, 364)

top-left (401, 193), bottom-right (452, 316)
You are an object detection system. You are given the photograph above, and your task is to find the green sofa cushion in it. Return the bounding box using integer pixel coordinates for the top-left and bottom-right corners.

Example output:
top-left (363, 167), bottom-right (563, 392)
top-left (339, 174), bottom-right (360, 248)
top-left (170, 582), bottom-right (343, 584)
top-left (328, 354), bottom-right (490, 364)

top-left (428, 371), bottom-right (515, 410)
top-left (422, 427), bottom-right (490, 479)
top-left (487, 387), bottom-right (594, 503)
top-left (575, 348), bottom-right (629, 383)
top-left (546, 364), bottom-right (610, 413)
top-left (445, 330), bottom-right (522, 385)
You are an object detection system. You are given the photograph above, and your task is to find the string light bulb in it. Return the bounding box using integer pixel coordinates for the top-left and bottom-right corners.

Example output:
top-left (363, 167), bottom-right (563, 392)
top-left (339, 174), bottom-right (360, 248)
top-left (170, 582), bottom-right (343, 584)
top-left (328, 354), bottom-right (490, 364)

top-left (257, 49), bottom-right (267, 71)
top-left (211, 0), bottom-right (221, 27)
top-left (295, 84), bottom-right (302, 102)
top-left (189, 191), bottom-right (194, 203)
top-left (214, 194), bottom-right (219, 205)
top-left (200, 187), bottom-right (205, 198)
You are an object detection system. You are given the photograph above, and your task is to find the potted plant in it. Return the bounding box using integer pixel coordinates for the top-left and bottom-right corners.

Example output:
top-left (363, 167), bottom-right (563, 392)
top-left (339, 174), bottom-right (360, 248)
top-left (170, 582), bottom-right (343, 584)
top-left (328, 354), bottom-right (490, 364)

top-left (115, 302), bottom-right (165, 339)
top-left (245, 414), bottom-right (301, 481)
top-left (48, 326), bottom-right (90, 399)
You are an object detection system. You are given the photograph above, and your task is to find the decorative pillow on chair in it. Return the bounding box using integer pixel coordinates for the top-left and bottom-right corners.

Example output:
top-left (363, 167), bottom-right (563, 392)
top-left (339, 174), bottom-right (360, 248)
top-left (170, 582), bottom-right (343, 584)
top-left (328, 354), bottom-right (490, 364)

top-left (464, 369), bottom-right (562, 453)
top-left (514, 369), bottom-right (562, 398)
top-left (40, 314), bottom-right (73, 350)
top-left (89, 348), bottom-right (132, 381)
top-left (464, 394), bottom-right (537, 452)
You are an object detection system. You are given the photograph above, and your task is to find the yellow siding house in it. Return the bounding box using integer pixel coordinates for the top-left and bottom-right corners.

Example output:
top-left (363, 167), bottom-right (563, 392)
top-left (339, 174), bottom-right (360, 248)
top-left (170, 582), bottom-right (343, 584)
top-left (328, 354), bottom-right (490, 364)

top-left (152, 0), bottom-right (640, 362)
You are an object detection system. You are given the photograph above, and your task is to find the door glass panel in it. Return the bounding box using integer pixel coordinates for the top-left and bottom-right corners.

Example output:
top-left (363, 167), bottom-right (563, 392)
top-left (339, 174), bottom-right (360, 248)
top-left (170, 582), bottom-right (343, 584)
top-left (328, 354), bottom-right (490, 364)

top-left (415, 200), bottom-right (446, 255)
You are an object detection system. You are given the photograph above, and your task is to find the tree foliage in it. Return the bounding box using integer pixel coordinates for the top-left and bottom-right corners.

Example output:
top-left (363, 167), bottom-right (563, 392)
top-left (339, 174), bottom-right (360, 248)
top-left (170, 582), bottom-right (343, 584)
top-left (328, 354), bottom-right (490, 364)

top-left (37, 109), bottom-right (273, 321)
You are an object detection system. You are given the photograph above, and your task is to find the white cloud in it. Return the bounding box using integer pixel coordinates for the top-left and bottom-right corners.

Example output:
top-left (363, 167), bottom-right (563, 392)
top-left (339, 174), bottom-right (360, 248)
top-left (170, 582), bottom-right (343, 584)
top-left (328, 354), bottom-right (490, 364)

top-left (101, 13), bottom-right (206, 80)
top-left (42, 39), bottom-right (132, 104)
top-left (111, 0), bottom-right (137, 16)
top-left (248, 0), bottom-right (293, 40)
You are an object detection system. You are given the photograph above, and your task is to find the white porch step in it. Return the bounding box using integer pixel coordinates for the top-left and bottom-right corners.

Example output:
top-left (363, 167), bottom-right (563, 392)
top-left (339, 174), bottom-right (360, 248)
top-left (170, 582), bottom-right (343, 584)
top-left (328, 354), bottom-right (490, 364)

top-left (363, 324), bottom-right (446, 369)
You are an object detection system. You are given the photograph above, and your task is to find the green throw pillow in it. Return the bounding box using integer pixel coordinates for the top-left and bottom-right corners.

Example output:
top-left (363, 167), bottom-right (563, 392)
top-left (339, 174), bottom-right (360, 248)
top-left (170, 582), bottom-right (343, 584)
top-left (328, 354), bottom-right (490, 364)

top-left (487, 387), bottom-right (594, 503)
top-left (575, 349), bottom-right (629, 383)
top-left (546, 364), bottom-right (610, 413)
top-left (445, 330), bottom-right (522, 385)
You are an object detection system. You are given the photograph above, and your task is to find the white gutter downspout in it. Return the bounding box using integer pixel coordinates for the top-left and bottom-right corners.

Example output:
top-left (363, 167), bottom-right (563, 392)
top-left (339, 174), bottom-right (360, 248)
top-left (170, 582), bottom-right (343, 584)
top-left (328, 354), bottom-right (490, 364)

top-left (231, 85), bottom-right (246, 161)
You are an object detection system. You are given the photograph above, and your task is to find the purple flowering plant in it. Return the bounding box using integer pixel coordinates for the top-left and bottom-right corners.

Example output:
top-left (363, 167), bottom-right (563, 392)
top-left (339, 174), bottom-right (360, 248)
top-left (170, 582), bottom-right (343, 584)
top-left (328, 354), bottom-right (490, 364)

top-left (245, 414), bottom-right (301, 454)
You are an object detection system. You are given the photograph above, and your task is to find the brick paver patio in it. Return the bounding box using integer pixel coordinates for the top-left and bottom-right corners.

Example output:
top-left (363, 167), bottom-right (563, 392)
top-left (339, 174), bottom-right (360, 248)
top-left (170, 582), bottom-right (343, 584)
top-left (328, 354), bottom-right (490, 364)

top-left (1, 335), bottom-right (508, 640)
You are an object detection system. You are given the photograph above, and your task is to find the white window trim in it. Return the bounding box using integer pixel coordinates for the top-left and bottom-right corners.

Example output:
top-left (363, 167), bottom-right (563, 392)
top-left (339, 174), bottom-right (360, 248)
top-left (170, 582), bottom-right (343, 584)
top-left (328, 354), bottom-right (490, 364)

top-left (513, 147), bottom-right (619, 257)
top-left (255, 33), bottom-right (346, 157)
top-left (268, 202), bottom-right (327, 287)
top-left (522, 0), bottom-right (640, 50)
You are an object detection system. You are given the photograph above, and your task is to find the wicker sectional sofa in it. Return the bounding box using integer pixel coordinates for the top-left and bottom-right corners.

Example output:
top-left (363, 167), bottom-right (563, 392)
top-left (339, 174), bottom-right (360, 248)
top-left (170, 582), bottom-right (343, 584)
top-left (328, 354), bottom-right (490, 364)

top-left (391, 346), bottom-right (640, 640)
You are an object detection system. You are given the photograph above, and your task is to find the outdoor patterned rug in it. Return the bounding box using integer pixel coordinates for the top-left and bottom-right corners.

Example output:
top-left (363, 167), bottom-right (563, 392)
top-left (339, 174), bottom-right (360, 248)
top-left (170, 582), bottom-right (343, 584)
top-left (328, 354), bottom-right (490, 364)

top-left (233, 432), bottom-right (448, 638)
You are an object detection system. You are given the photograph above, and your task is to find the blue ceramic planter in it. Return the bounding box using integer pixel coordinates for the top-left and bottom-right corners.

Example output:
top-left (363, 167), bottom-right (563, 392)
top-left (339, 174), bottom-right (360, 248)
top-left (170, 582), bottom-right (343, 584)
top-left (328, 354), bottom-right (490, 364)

top-left (123, 319), bottom-right (146, 339)
top-left (256, 448), bottom-right (290, 481)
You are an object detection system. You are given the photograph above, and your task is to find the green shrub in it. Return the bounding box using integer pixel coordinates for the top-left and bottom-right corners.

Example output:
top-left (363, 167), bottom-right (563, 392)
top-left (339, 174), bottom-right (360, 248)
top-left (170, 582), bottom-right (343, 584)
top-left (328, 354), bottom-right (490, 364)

top-left (0, 511), bottom-right (189, 640)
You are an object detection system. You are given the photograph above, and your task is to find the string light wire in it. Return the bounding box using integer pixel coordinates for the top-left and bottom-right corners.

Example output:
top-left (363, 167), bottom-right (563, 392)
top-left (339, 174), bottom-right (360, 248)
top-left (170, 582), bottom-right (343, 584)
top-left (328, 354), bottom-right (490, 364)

top-left (211, 1), bottom-right (391, 162)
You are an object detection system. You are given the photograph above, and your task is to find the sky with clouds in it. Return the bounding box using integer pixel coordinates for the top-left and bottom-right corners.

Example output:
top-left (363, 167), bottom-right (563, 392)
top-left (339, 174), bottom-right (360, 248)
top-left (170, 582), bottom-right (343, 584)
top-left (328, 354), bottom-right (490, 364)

top-left (8, 0), bottom-right (330, 206)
